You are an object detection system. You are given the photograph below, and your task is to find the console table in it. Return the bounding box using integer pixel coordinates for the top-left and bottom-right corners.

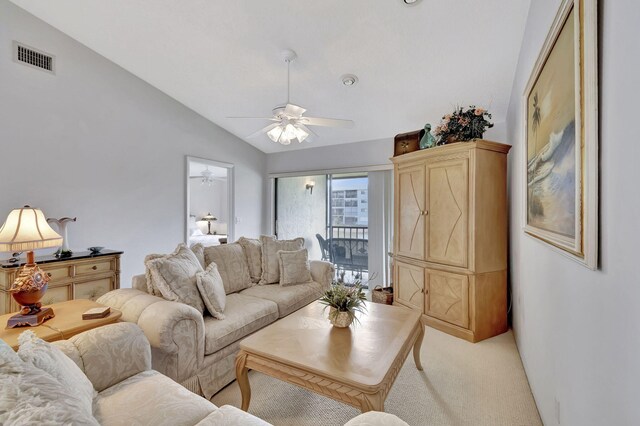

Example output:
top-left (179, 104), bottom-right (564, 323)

top-left (0, 250), bottom-right (123, 315)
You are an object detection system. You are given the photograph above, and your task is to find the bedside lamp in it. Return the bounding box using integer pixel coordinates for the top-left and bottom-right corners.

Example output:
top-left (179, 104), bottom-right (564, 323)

top-left (0, 206), bottom-right (63, 328)
top-left (201, 213), bottom-right (217, 235)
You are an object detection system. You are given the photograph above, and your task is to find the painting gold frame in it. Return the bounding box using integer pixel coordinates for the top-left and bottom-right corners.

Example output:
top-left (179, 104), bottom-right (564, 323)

top-left (523, 0), bottom-right (598, 269)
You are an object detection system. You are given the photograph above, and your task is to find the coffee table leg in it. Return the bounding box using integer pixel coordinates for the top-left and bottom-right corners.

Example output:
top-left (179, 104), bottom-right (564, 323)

top-left (413, 324), bottom-right (424, 371)
top-left (235, 351), bottom-right (251, 411)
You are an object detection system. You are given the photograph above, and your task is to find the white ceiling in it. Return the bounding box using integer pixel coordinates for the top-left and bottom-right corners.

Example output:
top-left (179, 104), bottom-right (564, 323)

top-left (11, 0), bottom-right (530, 154)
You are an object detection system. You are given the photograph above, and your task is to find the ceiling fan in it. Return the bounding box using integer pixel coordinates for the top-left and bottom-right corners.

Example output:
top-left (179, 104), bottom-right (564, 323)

top-left (189, 166), bottom-right (218, 186)
top-left (227, 49), bottom-right (354, 145)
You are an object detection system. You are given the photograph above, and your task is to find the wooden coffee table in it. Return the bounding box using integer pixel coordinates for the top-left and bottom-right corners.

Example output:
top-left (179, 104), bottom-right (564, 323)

top-left (0, 299), bottom-right (121, 350)
top-left (235, 301), bottom-right (424, 413)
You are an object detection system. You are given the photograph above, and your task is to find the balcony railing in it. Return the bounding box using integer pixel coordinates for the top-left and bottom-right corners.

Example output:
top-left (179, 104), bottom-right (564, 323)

top-left (317, 226), bottom-right (368, 281)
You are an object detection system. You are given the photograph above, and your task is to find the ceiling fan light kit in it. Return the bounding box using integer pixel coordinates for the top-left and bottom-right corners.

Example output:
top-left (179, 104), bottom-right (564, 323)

top-left (228, 49), bottom-right (354, 146)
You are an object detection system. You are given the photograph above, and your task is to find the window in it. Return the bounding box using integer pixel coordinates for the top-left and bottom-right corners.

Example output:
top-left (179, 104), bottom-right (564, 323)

top-left (345, 190), bottom-right (358, 198)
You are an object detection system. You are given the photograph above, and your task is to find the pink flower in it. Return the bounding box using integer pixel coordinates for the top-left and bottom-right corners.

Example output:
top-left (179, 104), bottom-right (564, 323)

top-left (474, 108), bottom-right (486, 116)
top-left (459, 117), bottom-right (470, 126)
top-left (441, 124), bottom-right (449, 132)
top-left (444, 114), bottom-right (452, 120)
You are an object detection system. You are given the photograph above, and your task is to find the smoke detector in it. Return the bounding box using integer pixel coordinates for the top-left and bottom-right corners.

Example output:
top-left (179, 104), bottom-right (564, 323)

top-left (341, 74), bottom-right (358, 86)
top-left (403, 0), bottom-right (421, 5)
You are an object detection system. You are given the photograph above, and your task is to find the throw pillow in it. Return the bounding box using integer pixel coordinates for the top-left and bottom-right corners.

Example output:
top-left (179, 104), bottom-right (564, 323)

top-left (143, 252), bottom-right (166, 296)
top-left (145, 244), bottom-right (205, 313)
top-left (259, 235), bottom-right (305, 284)
top-left (203, 243), bottom-right (252, 294)
top-left (196, 263), bottom-right (226, 319)
top-left (0, 339), bottom-right (99, 425)
top-left (278, 249), bottom-right (312, 286)
top-left (16, 331), bottom-right (96, 420)
top-left (190, 243), bottom-right (206, 269)
top-left (237, 237), bottom-right (262, 283)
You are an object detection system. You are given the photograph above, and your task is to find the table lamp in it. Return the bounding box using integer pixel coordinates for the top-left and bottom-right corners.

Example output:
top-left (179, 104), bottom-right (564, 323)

top-left (0, 206), bottom-right (63, 328)
top-left (201, 213), bottom-right (217, 235)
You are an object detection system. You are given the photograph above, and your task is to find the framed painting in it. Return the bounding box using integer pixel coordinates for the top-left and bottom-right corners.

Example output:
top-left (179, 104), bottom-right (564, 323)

top-left (523, 0), bottom-right (598, 269)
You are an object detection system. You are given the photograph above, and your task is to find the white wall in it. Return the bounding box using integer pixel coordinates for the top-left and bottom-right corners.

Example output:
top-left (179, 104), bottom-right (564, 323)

top-left (275, 175), bottom-right (327, 260)
top-left (267, 123), bottom-right (506, 174)
top-left (506, 1), bottom-right (640, 425)
top-left (0, 1), bottom-right (267, 284)
top-left (267, 138), bottom-right (393, 174)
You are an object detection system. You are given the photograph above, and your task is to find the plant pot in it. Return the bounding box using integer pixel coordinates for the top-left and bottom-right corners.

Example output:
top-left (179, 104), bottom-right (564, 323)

top-left (329, 307), bottom-right (353, 328)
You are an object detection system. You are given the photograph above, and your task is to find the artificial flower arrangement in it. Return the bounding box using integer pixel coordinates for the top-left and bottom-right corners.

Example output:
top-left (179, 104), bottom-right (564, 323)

top-left (433, 105), bottom-right (493, 144)
top-left (319, 279), bottom-right (367, 328)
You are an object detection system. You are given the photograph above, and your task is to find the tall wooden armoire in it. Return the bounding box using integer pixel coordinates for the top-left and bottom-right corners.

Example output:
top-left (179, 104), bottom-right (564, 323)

top-left (391, 140), bottom-right (511, 342)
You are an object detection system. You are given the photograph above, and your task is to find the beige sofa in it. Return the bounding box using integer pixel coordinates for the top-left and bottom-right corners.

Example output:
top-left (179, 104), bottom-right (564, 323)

top-left (1, 322), bottom-right (269, 425)
top-left (98, 244), bottom-right (334, 399)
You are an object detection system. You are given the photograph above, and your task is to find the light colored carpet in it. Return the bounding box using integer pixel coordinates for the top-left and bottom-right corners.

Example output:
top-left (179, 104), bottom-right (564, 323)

top-left (212, 327), bottom-right (541, 426)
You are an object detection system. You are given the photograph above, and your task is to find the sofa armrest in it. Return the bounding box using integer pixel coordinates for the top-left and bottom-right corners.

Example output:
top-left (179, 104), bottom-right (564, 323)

top-left (344, 412), bottom-right (410, 426)
top-left (97, 289), bottom-right (205, 383)
top-left (195, 405), bottom-right (273, 426)
top-left (131, 273), bottom-right (148, 292)
top-left (310, 260), bottom-right (335, 289)
top-left (53, 322), bottom-right (151, 392)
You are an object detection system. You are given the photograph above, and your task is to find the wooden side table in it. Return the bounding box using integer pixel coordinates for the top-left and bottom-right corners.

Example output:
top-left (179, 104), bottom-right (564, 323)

top-left (0, 299), bottom-right (122, 350)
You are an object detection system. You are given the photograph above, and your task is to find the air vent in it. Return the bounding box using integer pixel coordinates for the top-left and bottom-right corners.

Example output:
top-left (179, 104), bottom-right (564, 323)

top-left (13, 41), bottom-right (55, 74)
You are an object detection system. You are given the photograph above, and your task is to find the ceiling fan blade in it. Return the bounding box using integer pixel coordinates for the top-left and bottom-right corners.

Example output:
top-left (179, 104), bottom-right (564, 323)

top-left (300, 116), bottom-right (355, 128)
top-left (296, 123), bottom-right (317, 138)
top-left (246, 123), bottom-right (280, 139)
top-left (284, 103), bottom-right (306, 118)
top-left (227, 116), bottom-right (279, 121)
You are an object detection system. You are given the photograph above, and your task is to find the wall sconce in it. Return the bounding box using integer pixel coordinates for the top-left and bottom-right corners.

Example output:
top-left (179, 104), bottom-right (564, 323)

top-left (305, 181), bottom-right (315, 195)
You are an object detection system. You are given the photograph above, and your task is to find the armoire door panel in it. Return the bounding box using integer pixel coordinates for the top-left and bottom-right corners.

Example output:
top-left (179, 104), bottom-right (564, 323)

top-left (396, 165), bottom-right (426, 260)
top-left (426, 269), bottom-right (469, 328)
top-left (395, 261), bottom-right (424, 311)
top-left (426, 158), bottom-right (469, 267)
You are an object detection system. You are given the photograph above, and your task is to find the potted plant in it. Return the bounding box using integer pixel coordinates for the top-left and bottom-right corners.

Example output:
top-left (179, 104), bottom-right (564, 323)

top-left (433, 105), bottom-right (493, 144)
top-left (319, 282), bottom-right (367, 328)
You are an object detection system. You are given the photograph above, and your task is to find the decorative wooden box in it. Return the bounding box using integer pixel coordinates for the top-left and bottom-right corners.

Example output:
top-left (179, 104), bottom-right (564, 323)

top-left (0, 250), bottom-right (122, 315)
top-left (393, 129), bottom-right (426, 157)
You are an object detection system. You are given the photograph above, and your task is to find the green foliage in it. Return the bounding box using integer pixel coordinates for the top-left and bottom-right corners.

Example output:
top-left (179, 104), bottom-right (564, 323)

top-left (433, 105), bottom-right (494, 143)
top-left (319, 282), bottom-right (367, 324)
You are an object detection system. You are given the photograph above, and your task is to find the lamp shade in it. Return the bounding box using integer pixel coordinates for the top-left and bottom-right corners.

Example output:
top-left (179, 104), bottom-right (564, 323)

top-left (0, 206), bottom-right (63, 252)
top-left (201, 213), bottom-right (217, 222)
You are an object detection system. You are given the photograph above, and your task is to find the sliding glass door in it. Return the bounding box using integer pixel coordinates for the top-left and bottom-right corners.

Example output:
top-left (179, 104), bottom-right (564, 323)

top-left (275, 170), bottom-right (393, 287)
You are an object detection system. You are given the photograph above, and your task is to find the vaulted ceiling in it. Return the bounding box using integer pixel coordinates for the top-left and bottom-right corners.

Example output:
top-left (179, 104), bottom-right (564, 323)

top-left (11, 0), bottom-right (530, 153)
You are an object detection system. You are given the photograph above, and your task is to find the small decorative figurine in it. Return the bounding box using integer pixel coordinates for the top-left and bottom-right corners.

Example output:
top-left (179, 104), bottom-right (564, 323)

top-left (419, 124), bottom-right (437, 149)
top-left (46, 217), bottom-right (77, 258)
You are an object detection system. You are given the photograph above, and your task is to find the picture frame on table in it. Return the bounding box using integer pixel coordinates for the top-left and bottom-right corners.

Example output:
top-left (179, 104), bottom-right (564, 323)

top-left (522, 0), bottom-right (599, 269)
